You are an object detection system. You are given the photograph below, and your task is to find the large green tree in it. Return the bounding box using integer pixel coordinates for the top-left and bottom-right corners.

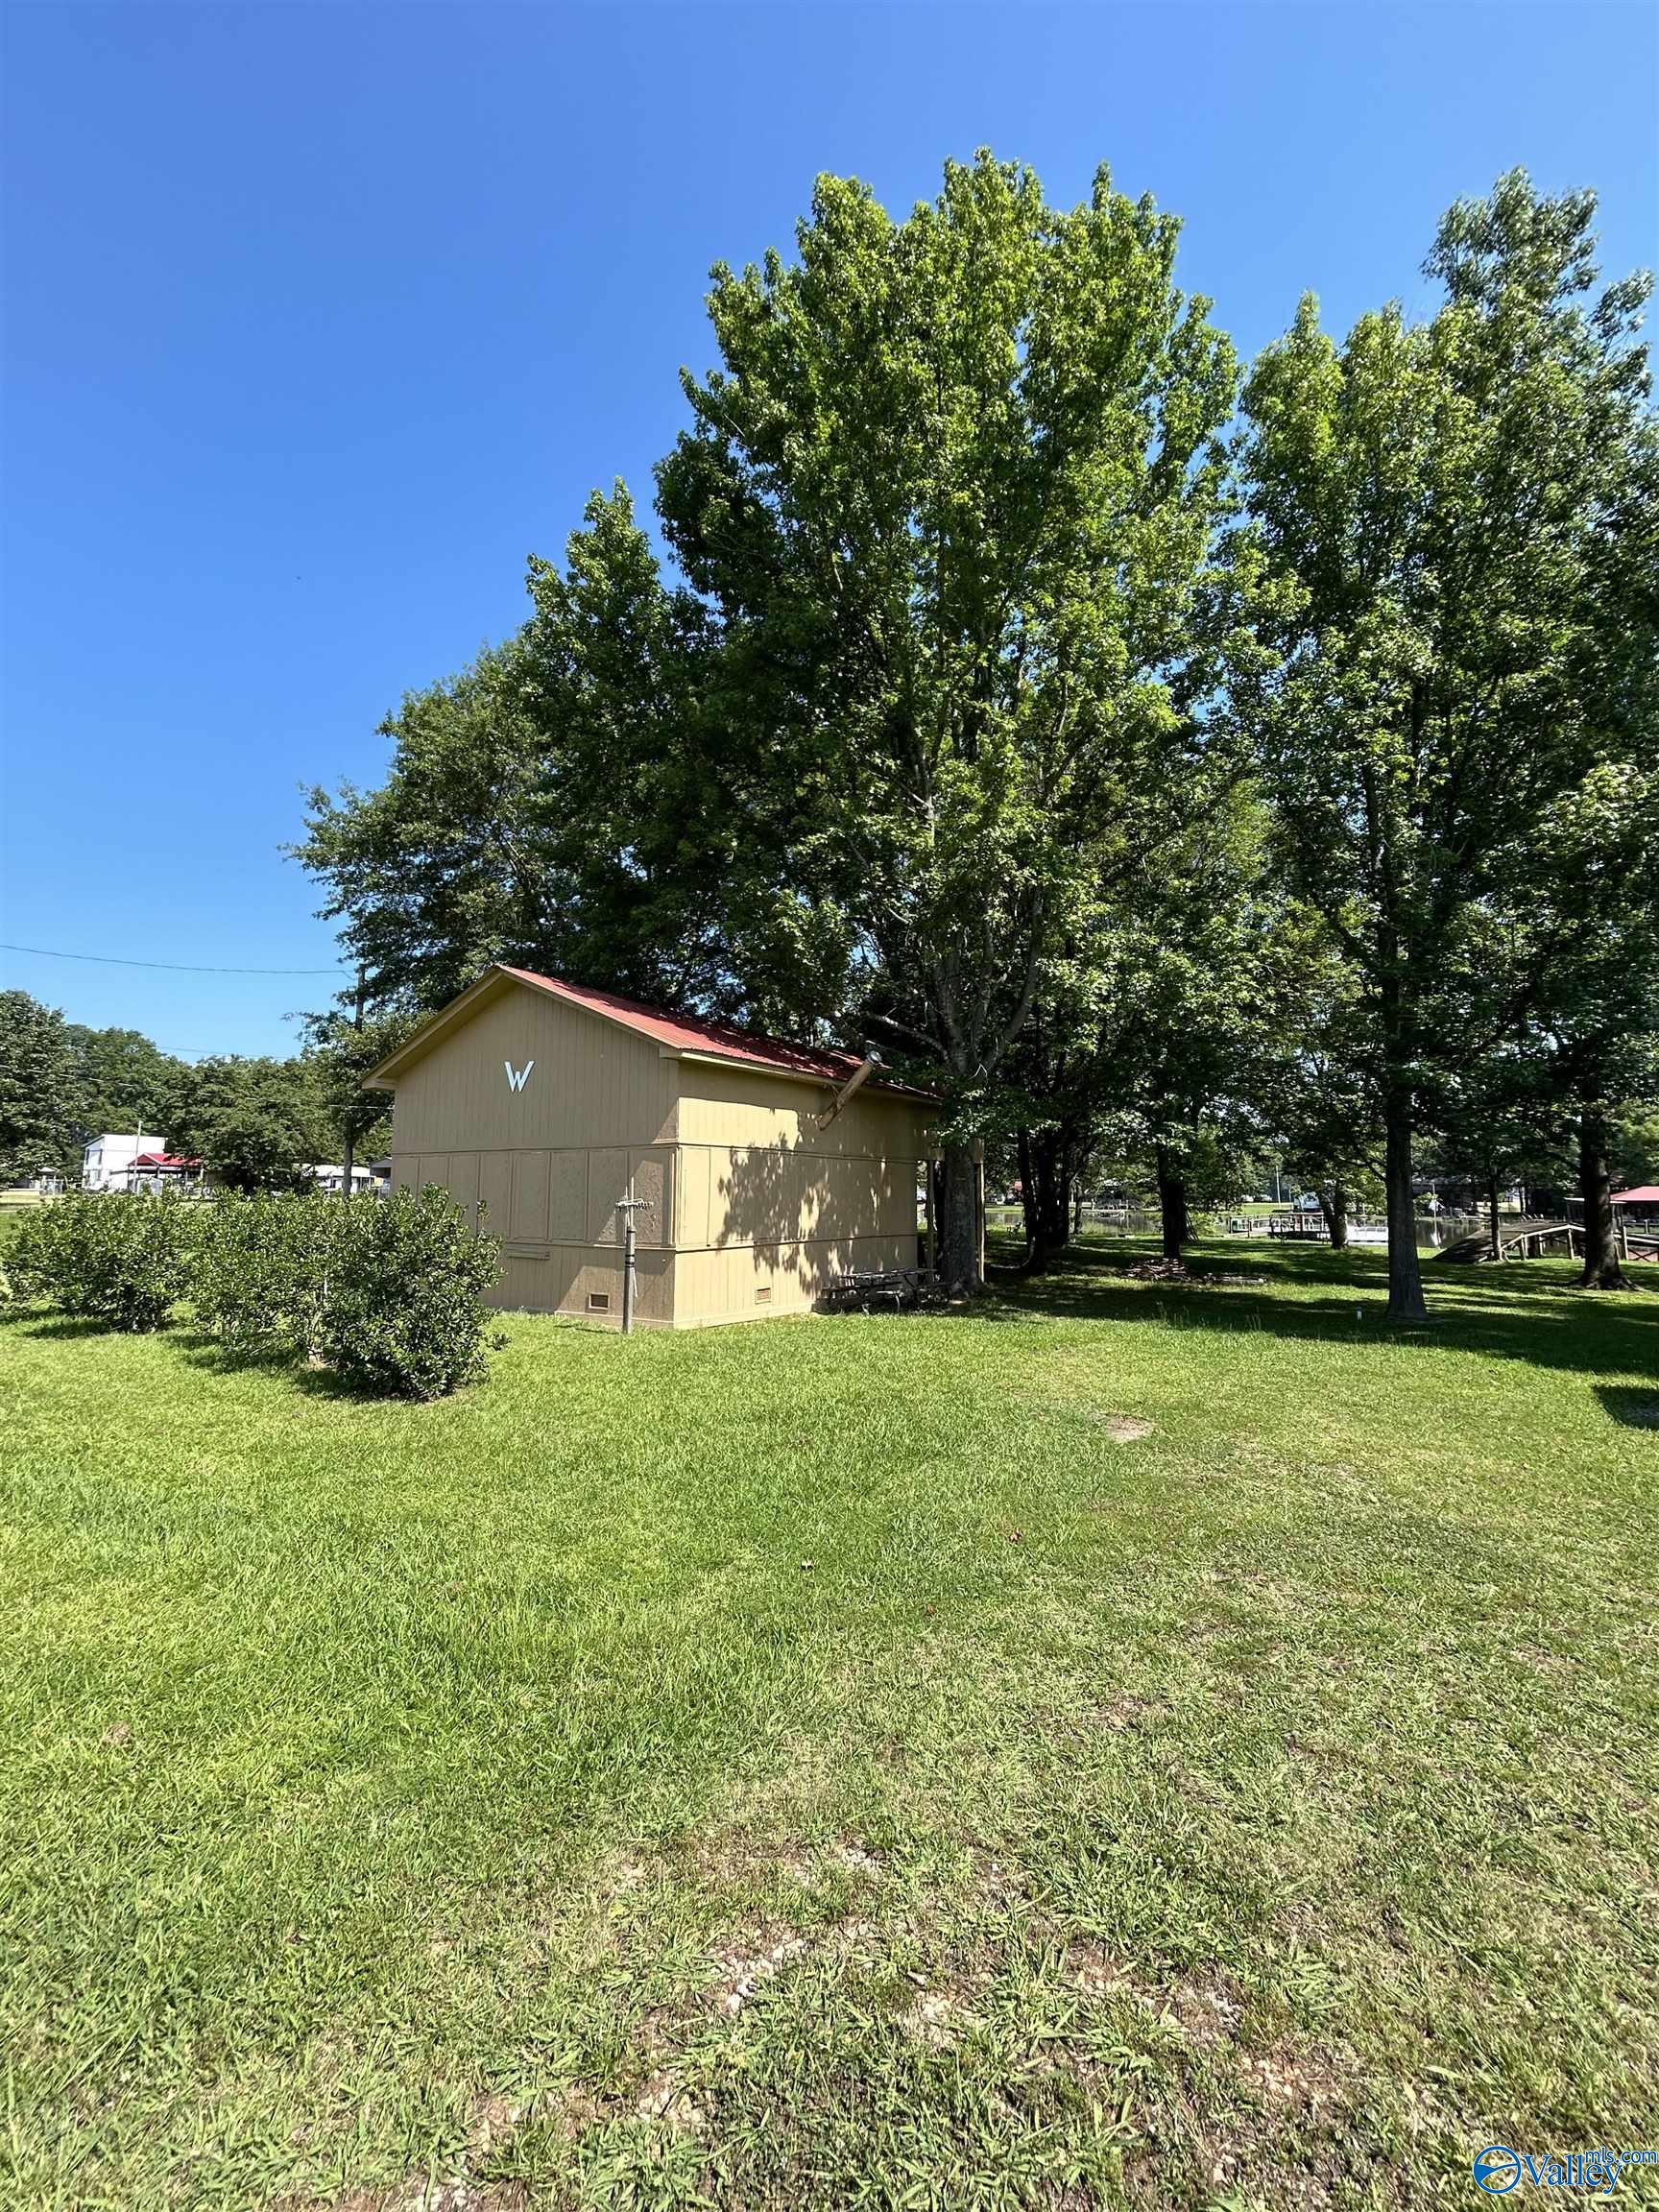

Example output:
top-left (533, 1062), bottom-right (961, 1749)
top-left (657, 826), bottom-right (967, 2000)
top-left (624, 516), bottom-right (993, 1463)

top-left (0, 992), bottom-right (83, 1183)
top-left (1506, 759), bottom-right (1659, 1286)
top-left (655, 152), bottom-right (1244, 1286)
top-left (297, 490), bottom-right (815, 1026)
top-left (1239, 172), bottom-right (1655, 1320)
top-left (65, 1024), bottom-right (191, 1144)
top-left (301, 1000), bottom-right (412, 1189)
top-left (299, 154), bottom-right (1249, 1290)
top-left (1260, 919), bottom-right (1382, 1250)
top-left (173, 1056), bottom-right (328, 1194)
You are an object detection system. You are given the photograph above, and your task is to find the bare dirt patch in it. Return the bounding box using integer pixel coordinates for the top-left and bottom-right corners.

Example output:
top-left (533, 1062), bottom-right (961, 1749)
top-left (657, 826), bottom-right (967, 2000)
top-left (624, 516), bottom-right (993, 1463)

top-left (1091, 1693), bottom-right (1166, 1733)
top-left (1237, 2044), bottom-right (1348, 2118)
top-left (466, 2095), bottom-right (522, 2157)
top-left (708, 1930), bottom-right (810, 2015)
top-left (635, 2068), bottom-right (707, 2135)
top-left (319, 2176), bottom-right (529, 2212)
top-left (1066, 1941), bottom-right (1152, 2003)
top-left (900, 1984), bottom-right (972, 2050)
top-left (834, 1839), bottom-right (882, 1877)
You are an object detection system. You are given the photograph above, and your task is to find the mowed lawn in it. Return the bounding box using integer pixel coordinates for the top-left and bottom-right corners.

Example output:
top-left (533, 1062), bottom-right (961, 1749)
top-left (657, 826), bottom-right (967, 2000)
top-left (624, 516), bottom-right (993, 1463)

top-left (3, 1244), bottom-right (1656, 2212)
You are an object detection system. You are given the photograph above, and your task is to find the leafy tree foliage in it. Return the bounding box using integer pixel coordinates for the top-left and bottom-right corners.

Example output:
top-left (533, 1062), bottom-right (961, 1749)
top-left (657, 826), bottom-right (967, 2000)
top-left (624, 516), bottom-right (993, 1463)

top-left (292, 158), bottom-right (1654, 1319)
top-left (0, 992), bottom-right (83, 1182)
top-left (0, 995), bottom-right (196, 1182)
top-left (1239, 172), bottom-right (1655, 1318)
top-left (1500, 760), bottom-right (1659, 1284)
top-left (300, 1005), bottom-right (411, 1182)
top-left (66, 1024), bottom-right (191, 1144)
top-left (171, 1055), bottom-right (328, 1192)
top-left (655, 152), bottom-right (1246, 1285)
top-left (296, 492), bottom-right (778, 1022)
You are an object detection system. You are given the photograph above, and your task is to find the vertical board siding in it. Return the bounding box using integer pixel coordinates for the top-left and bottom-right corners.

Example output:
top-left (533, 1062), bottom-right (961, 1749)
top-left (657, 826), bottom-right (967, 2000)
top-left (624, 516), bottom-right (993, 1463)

top-left (393, 985), bottom-right (677, 1155)
top-left (509, 1150), bottom-right (550, 1243)
top-left (387, 977), bottom-right (932, 1327)
top-left (667, 1063), bottom-right (932, 1326)
top-left (387, 983), bottom-right (682, 1321)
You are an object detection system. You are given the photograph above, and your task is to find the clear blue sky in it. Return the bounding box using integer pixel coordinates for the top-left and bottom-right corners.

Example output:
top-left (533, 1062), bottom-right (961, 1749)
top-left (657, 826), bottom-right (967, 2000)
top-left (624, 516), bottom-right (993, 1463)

top-left (2, 1), bottom-right (1654, 1061)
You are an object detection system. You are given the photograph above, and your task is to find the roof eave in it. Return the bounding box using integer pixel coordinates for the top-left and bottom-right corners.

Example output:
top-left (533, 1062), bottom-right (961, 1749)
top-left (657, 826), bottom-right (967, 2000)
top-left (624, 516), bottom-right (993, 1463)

top-left (359, 968), bottom-right (516, 1091)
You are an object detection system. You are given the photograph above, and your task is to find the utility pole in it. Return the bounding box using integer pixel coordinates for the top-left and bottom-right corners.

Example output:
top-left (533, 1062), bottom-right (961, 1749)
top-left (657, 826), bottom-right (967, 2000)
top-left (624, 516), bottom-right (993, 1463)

top-left (614, 1183), bottom-right (644, 1334)
top-left (342, 964), bottom-right (367, 1199)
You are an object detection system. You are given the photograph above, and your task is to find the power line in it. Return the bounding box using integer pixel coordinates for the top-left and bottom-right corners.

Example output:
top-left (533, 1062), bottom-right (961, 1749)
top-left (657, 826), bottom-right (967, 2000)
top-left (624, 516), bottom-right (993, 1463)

top-left (0, 941), bottom-right (347, 976)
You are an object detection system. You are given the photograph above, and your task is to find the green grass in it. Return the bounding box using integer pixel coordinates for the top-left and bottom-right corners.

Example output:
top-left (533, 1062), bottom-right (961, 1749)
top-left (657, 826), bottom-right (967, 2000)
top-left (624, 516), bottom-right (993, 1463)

top-left (3, 1241), bottom-right (1656, 2211)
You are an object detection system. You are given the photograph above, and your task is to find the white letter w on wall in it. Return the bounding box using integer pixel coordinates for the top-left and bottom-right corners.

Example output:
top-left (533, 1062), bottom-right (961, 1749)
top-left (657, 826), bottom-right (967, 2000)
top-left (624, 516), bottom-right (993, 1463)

top-left (504, 1059), bottom-right (535, 1093)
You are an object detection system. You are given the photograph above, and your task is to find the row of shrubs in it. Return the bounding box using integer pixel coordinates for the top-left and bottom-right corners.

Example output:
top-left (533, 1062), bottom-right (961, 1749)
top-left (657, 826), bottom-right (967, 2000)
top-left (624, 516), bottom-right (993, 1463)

top-left (7, 1188), bottom-right (501, 1399)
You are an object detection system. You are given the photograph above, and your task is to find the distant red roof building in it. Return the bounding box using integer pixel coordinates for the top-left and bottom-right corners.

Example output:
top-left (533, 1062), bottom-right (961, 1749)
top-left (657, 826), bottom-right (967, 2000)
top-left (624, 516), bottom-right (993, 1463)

top-left (1612, 1186), bottom-right (1659, 1206)
top-left (132, 1153), bottom-right (201, 1171)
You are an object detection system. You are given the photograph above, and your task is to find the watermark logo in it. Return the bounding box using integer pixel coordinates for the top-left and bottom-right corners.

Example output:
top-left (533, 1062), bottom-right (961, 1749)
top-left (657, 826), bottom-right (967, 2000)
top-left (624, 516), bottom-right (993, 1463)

top-left (1474, 2147), bottom-right (1523, 2195)
top-left (1473, 2144), bottom-right (1657, 2195)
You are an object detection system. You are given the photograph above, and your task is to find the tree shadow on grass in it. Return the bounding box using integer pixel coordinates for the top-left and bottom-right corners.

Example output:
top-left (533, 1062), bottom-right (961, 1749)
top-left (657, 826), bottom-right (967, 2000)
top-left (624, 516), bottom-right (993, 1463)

top-left (947, 1238), bottom-right (1659, 1385)
top-left (1597, 1384), bottom-right (1659, 1431)
top-left (1, 1310), bottom-right (153, 1343)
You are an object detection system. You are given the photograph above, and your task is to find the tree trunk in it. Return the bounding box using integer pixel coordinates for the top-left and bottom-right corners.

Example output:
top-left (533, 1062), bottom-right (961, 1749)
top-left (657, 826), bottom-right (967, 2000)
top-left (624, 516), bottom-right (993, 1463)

top-left (1318, 1182), bottom-right (1349, 1250)
top-left (1037, 1131), bottom-right (1069, 1263)
top-left (1022, 1128), bottom-right (1071, 1274)
top-left (1154, 1143), bottom-right (1190, 1262)
top-left (1382, 1093), bottom-right (1429, 1322)
top-left (1577, 1108), bottom-right (1631, 1289)
top-left (342, 962), bottom-right (368, 1203)
top-left (1487, 1166), bottom-right (1501, 1262)
top-left (938, 1141), bottom-right (983, 1294)
top-left (1017, 1127), bottom-right (1039, 1266)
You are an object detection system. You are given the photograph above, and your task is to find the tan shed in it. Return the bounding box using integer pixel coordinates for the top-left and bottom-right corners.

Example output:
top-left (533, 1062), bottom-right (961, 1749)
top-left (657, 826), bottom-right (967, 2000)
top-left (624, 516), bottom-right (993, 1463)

top-left (363, 965), bottom-right (936, 1328)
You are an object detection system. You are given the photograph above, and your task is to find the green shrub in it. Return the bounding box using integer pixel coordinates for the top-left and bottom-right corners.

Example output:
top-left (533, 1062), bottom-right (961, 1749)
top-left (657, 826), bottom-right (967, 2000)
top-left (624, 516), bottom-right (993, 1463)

top-left (15, 1188), bottom-right (500, 1397)
top-left (189, 1187), bottom-right (499, 1399)
top-left (9, 1192), bottom-right (194, 1332)
top-left (311, 1188), bottom-right (502, 1400)
top-left (192, 1192), bottom-right (337, 1358)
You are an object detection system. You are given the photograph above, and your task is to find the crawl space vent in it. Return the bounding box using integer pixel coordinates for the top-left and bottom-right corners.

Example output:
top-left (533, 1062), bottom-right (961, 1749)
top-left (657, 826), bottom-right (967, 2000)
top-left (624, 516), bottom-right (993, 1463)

top-left (588, 1290), bottom-right (611, 1313)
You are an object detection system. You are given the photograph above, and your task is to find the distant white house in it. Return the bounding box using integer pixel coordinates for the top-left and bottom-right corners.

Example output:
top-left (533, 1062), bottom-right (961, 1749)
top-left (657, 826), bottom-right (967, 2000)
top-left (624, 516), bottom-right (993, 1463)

top-left (82, 1134), bottom-right (159, 1190)
top-left (304, 1163), bottom-right (375, 1194)
top-left (81, 1137), bottom-right (204, 1191)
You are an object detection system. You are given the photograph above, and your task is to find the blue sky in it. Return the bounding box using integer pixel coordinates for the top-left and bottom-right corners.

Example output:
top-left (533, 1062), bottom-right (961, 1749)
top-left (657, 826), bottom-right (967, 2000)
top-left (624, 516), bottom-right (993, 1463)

top-left (3, 1), bottom-right (1654, 1061)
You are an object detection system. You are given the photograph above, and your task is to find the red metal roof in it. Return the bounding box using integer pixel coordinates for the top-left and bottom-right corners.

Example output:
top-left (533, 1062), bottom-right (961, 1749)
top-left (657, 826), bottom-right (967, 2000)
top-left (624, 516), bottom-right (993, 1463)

top-left (132, 1153), bottom-right (200, 1170)
top-left (496, 966), bottom-right (934, 1097)
top-left (1613, 1186), bottom-right (1659, 1205)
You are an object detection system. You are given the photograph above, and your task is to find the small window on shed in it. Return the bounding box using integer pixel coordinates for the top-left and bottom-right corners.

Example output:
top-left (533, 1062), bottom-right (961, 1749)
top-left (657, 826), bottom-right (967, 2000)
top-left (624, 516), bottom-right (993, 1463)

top-left (588, 1290), bottom-right (611, 1313)
top-left (755, 1286), bottom-right (772, 1305)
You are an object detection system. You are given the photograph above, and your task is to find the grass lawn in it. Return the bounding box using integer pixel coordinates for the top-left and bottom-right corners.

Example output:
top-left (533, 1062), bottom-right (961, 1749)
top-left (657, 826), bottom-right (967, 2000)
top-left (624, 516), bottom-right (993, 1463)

top-left (3, 1241), bottom-right (1656, 2211)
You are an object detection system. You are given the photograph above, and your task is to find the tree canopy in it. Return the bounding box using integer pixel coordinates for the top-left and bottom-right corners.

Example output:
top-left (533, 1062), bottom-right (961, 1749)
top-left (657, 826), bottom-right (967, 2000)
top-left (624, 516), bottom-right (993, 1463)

top-left (288, 156), bottom-right (1657, 1312)
top-left (1238, 171), bottom-right (1656, 1315)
